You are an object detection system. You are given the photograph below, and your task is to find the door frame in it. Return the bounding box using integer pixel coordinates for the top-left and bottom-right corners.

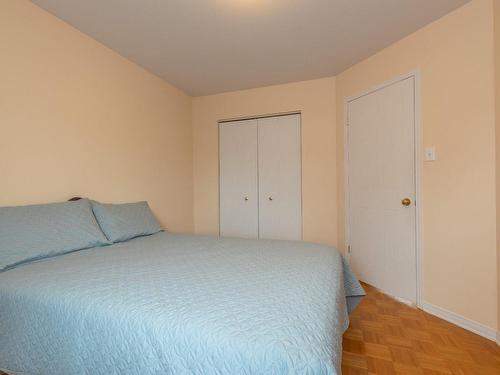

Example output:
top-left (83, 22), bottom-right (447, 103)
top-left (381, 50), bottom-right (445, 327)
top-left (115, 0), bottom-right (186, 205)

top-left (343, 70), bottom-right (422, 307)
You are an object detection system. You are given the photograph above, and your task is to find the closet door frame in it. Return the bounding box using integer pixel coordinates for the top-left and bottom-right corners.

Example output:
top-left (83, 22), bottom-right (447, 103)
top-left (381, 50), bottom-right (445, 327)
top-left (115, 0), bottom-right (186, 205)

top-left (218, 111), bottom-right (303, 239)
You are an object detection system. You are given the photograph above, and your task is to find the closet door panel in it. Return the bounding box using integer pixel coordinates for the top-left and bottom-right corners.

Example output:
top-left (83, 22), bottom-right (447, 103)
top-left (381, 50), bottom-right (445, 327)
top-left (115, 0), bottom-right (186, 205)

top-left (219, 120), bottom-right (259, 239)
top-left (258, 114), bottom-right (302, 240)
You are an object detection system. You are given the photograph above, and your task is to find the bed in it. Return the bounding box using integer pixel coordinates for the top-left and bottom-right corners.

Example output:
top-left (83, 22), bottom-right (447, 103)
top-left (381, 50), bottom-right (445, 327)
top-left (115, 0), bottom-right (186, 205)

top-left (0, 214), bottom-right (364, 375)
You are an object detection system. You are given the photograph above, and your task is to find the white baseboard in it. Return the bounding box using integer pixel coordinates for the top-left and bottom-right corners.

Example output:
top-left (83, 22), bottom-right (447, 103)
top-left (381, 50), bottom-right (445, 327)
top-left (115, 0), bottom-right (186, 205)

top-left (421, 302), bottom-right (497, 343)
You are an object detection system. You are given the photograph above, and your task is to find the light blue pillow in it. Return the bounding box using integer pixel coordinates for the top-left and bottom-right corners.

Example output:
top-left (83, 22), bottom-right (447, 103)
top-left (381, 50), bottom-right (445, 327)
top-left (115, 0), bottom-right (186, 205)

top-left (90, 201), bottom-right (162, 243)
top-left (0, 198), bottom-right (110, 271)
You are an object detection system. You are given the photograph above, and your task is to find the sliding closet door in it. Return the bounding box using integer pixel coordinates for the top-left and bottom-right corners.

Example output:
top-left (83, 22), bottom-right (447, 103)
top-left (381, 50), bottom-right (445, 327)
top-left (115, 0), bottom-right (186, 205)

top-left (219, 120), bottom-right (259, 238)
top-left (258, 114), bottom-right (302, 240)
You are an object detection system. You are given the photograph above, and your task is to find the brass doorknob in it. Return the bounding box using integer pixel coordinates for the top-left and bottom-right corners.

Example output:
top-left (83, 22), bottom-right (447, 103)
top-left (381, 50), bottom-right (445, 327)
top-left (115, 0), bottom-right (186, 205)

top-left (401, 198), bottom-right (412, 206)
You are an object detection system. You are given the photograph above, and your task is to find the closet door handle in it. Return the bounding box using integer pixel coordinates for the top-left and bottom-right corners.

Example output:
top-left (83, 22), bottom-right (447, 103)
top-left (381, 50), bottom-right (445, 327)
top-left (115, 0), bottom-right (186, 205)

top-left (268, 197), bottom-right (273, 201)
top-left (244, 196), bottom-right (249, 201)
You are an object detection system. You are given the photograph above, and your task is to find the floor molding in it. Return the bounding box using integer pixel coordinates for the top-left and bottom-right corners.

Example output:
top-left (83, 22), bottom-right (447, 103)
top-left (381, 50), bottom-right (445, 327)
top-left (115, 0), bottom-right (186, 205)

top-left (421, 301), bottom-right (497, 342)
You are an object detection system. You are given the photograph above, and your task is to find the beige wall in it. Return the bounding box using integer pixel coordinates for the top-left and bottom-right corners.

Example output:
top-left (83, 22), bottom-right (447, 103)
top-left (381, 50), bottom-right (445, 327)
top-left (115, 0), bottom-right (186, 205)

top-left (0, 0), bottom-right (193, 232)
top-left (192, 78), bottom-right (337, 245)
top-left (495, 0), bottom-right (500, 334)
top-left (336, 0), bottom-right (497, 330)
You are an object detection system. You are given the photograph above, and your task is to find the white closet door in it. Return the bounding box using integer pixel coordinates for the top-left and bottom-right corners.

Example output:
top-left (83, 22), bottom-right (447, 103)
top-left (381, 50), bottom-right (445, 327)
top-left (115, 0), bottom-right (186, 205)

top-left (258, 114), bottom-right (302, 240)
top-left (219, 120), bottom-right (259, 238)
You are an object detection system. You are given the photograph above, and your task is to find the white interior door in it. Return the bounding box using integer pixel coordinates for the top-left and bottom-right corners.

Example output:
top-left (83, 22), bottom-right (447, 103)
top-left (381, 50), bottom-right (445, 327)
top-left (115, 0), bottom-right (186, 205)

top-left (258, 114), bottom-right (302, 240)
top-left (219, 119), bottom-right (258, 239)
top-left (347, 77), bottom-right (417, 303)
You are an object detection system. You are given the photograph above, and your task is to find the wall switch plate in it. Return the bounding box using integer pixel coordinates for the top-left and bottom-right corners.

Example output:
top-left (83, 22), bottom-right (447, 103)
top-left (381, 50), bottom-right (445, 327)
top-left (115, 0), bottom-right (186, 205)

top-left (425, 146), bottom-right (436, 161)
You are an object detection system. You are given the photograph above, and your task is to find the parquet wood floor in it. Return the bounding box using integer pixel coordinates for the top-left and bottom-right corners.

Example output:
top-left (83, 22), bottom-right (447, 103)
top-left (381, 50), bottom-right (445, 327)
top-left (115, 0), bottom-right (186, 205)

top-left (342, 283), bottom-right (500, 374)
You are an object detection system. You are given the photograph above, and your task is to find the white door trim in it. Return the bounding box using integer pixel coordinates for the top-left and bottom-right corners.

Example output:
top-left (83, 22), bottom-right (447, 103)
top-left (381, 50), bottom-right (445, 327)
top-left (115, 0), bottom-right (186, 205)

top-left (344, 70), bottom-right (423, 308)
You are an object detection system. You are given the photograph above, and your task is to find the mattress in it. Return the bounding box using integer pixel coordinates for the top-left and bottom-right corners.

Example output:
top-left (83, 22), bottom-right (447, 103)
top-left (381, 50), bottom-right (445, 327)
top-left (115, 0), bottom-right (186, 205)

top-left (0, 232), bottom-right (364, 375)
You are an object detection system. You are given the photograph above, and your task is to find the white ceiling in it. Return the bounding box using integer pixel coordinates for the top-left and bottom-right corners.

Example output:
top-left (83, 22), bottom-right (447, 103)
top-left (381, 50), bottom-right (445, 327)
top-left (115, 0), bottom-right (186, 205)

top-left (32, 0), bottom-right (470, 96)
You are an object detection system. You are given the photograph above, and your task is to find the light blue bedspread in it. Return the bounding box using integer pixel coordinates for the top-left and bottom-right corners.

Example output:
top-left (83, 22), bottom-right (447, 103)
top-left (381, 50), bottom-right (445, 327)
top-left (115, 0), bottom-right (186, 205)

top-left (0, 233), bottom-right (364, 375)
